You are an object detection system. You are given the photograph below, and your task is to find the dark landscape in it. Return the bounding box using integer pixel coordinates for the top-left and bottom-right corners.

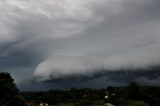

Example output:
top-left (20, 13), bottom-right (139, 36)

top-left (1, 0), bottom-right (160, 105)
top-left (1, 72), bottom-right (160, 106)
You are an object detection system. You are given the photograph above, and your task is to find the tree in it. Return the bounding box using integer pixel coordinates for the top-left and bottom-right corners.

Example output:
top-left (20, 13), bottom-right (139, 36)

top-left (127, 82), bottom-right (141, 100)
top-left (0, 72), bottom-right (25, 106)
top-left (10, 95), bottom-right (26, 106)
top-left (127, 100), bottom-right (149, 106)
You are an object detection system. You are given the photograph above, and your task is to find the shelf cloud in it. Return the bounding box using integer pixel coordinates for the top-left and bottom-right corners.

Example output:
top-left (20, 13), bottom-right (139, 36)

top-left (0, 0), bottom-right (160, 89)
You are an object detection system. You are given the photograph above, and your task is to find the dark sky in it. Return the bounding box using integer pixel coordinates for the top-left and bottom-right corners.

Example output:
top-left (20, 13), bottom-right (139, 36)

top-left (0, 0), bottom-right (160, 90)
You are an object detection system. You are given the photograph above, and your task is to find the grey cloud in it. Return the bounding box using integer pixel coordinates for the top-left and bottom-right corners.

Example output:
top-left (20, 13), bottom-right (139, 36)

top-left (19, 69), bottom-right (160, 91)
top-left (0, 0), bottom-right (160, 90)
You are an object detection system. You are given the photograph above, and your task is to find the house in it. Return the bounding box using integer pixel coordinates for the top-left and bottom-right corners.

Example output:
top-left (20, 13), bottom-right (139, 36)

top-left (40, 103), bottom-right (48, 106)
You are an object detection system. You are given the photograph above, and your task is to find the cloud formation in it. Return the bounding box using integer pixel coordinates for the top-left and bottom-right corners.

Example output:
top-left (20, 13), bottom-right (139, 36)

top-left (0, 0), bottom-right (160, 88)
top-left (34, 42), bottom-right (160, 81)
top-left (0, 0), bottom-right (122, 41)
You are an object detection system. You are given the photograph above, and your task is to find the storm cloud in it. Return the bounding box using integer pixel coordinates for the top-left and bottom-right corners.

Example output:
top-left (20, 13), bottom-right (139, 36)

top-left (0, 0), bottom-right (160, 89)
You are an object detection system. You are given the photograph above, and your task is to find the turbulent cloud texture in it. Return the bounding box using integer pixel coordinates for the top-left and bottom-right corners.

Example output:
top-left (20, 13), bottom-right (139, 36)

top-left (0, 0), bottom-right (160, 88)
top-left (0, 0), bottom-right (121, 40)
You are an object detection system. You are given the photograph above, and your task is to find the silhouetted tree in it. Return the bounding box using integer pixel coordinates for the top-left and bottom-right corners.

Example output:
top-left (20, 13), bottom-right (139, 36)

top-left (0, 72), bottom-right (25, 106)
top-left (127, 82), bottom-right (141, 100)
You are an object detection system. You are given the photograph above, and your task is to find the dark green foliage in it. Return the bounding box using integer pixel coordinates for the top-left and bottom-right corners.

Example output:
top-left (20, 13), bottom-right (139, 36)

top-left (2, 65), bottom-right (160, 106)
top-left (0, 72), bottom-right (26, 106)
top-left (20, 82), bottom-right (160, 106)
top-left (1, 72), bottom-right (160, 106)
top-left (127, 100), bottom-right (149, 106)
top-left (10, 95), bottom-right (26, 106)
top-left (21, 89), bottom-right (106, 106)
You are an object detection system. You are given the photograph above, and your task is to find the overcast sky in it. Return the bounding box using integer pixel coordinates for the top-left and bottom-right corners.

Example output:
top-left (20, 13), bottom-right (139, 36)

top-left (0, 0), bottom-right (160, 90)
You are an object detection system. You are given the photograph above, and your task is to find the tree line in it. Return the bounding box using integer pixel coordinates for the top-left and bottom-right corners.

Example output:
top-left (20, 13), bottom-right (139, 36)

top-left (1, 72), bottom-right (160, 106)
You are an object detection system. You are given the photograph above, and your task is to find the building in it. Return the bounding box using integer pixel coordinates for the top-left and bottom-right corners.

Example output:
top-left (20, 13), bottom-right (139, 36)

top-left (40, 103), bottom-right (48, 106)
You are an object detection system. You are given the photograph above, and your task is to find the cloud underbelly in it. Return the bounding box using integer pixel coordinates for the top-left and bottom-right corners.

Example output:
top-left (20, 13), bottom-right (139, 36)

top-left (34, 43), bottom-right (160, 81)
